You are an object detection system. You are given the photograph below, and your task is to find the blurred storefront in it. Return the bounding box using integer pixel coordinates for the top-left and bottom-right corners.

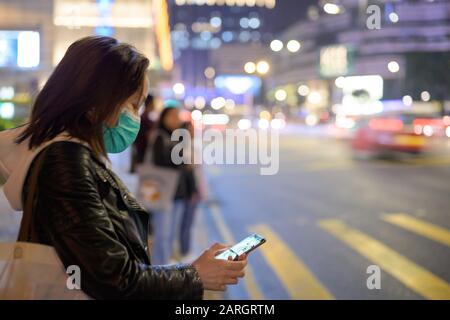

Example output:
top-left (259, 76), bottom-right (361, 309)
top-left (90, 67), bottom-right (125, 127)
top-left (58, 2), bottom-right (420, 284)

top-left (267, 0), bottom-right (450, 123)
top-left (0, 0), bottom-right (172, 128)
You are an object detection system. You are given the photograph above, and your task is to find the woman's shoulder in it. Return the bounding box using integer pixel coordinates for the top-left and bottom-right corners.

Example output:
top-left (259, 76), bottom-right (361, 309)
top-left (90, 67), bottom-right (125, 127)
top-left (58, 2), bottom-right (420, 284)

top-left (41, 140), bottom-right (93, 159)
top-left (23, 141), bottom-right (98, 205)
top-left (36, 141), bottom-right (98, 173)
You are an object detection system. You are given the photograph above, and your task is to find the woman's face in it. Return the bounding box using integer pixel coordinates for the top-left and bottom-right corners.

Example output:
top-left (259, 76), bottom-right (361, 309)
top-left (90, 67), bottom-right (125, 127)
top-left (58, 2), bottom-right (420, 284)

top-left (163, 108), bottom-right (181, 131)
top-left (105, 77), bottom-right (149, 128)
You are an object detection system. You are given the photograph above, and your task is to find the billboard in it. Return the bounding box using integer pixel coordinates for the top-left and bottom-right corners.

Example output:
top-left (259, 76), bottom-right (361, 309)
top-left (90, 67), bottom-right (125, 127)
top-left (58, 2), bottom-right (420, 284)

top-left (0, 31), bottom-right (40, 68)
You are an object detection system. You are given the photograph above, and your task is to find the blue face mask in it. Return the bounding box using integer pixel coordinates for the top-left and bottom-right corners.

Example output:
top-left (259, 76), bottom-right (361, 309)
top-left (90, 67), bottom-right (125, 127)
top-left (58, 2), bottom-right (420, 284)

top-left (103, 110), bottom-right (141, 154)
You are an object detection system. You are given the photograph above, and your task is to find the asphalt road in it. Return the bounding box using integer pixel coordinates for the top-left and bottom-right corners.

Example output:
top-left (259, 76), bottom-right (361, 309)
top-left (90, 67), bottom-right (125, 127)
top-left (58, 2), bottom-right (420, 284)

top-left (1, 132), bottom-right (449, 300)
top-left (200, 133), bottom-right (450, 300)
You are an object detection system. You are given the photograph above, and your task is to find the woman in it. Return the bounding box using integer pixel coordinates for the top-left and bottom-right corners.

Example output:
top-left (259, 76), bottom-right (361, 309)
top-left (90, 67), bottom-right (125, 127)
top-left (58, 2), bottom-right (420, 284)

top-left (151, 103), bottom-right (190, 265)
top-left (177, 121), bottom-right (201, 261)
top-left (0, 36), bottom-right (246, 299)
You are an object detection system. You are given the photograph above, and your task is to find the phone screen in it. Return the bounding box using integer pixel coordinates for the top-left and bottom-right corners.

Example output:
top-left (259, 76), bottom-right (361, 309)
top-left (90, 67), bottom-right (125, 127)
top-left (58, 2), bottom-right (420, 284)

top-left (215, 234), bottom-right (266, 261)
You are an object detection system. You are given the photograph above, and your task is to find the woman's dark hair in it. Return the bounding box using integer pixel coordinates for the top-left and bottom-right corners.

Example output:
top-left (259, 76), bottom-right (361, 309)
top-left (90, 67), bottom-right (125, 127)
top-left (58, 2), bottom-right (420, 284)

top-left (181, 121), bottom-right (192, 130)
top-left (157, 107), bottom-right (179, 133)
top-left (144, 94), bottom-right (154, 109)
top-left (16, 36), bottom-right (149, 157)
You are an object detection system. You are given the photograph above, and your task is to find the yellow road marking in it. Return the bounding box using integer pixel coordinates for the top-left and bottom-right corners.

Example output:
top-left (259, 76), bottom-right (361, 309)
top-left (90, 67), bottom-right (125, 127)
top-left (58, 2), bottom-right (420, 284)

top-left (249, 224), bottom-right (334, 300)
top-left (209, 203), bottom-right (264, 300)
top-left (319, 219), bottom-right (450, 300)
top-left (382, 213), bottom-right (450, 247)
top-left (403, 157), bottom-right (450, 166)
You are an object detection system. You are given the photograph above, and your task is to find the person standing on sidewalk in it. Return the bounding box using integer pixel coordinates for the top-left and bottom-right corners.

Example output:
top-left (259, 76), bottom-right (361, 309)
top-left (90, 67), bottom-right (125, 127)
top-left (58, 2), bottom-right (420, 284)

top-left (177, 120), bottom-right (204, 262)
top-left (151, 101), bottom-right (188, 265)
top-left (0, 36), bottom-right (247, 299)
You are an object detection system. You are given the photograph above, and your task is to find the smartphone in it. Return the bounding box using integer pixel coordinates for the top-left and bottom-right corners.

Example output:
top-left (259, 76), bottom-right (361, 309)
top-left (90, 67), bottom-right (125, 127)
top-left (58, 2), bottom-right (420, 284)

top-left (215, 233), bottom-right (266, 261)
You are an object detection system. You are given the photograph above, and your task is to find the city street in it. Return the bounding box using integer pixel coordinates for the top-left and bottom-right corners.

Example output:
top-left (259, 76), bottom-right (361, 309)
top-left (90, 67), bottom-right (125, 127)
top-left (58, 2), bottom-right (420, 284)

top-left (1, 130), bottom-right (449, 300)
top-left (0, 0), bottom-right (449, 305)
top-left (199, 132), bottom-right (450, 299)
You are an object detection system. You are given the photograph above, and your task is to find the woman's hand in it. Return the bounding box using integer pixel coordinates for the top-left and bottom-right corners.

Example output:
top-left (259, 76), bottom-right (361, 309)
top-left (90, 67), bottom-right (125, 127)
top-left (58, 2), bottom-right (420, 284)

top-left (193, 243), bottom-right (247, 291)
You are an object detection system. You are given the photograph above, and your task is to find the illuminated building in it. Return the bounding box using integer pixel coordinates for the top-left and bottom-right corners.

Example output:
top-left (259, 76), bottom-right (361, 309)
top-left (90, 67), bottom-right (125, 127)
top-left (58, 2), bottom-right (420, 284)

top-left (0, 0), bottom-right (172, 118)
top-left (268, 0), bottom-right (450, 117)
top-left (168, 0), bottom-right (276, 90)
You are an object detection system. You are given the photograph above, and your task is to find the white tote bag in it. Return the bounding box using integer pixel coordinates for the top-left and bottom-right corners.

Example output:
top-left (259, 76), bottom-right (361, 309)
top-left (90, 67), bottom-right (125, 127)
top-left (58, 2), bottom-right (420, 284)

top-left (0, 150), bottom-right (89, 300)
top-left (136, 163), bottom-right (179, 213)
top-left (136, 131), bottom-right (181, 213)
top-left (0, 242), bottom-right (89, 300)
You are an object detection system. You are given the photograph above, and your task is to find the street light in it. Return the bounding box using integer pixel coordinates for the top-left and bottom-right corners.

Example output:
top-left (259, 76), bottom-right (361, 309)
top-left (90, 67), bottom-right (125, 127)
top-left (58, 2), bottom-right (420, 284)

top-left (270, 39), bottom-right (283, 52)
top-left (204, 67), bottom-right (216, 79)
top-left (402, 95), bottom-right (413, 106)
top-left (389, 12), bottom-right (399, 23)
top-left (275, 89), bottom-right (287, 102)
top-left (256, 60), bottom-right (270, 75)
top-left (307, 91), bottom-right (322, 104)
top-left (194, 96), bottom-right (206, 109)
top-left (244, 60), bottom-right (270, 75)
top-left (287, 40), bottom-right (301, 53)
top-left (298, 85), bottom-right (310, 96)
top-left (172, 83), bottom-right (185, 96)
top-left (211, 97), bottom-right (226, 110)
top-left (244, 61), bottom-right (256, 74)
top-left (421, 91), bottom-right (431, 102)
top-left (387, 61), bottom-right (400, 73)
top-left (191, 110), bottom-right (203, 121)
top-left (244, 60), bottom-right (270, 107)
top-left (323, 3), bottom-right (341, 15)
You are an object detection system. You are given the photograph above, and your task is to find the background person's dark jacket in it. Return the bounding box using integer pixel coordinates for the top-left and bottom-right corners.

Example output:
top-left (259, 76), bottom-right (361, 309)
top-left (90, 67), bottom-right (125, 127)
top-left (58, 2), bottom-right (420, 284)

top-left (22, 141), bottom-right (203, 300)
top-left (152, 129), bottom-right (196, 200)
top-left (134, 112), bottom-right (155, 164)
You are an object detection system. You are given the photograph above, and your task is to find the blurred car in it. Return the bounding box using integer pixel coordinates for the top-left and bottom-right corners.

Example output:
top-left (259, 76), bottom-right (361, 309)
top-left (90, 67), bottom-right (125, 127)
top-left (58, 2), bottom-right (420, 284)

top-left (412, 116), bottom-right (448, 138)
top-left (351, 113), bottom-right (428, 157)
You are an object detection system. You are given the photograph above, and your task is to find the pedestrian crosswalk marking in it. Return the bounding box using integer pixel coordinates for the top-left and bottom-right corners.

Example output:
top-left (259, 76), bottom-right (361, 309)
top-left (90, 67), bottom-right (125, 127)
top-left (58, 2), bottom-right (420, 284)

top-left (382, 213), bottom-right (450, 247)
top-left (249, 224), bottom-right (334, 300)
top-left (319, 219), bottom-right (450, 300)
top-left (209, 203), bottom-right (264, 300)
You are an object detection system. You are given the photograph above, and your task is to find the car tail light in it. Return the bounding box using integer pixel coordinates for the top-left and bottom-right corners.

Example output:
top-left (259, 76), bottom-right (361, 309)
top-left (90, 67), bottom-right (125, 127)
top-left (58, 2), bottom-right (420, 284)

top-left (368, 118), bottom-right (404, 131)
top-left (443, 116), bottom-right (450, 126)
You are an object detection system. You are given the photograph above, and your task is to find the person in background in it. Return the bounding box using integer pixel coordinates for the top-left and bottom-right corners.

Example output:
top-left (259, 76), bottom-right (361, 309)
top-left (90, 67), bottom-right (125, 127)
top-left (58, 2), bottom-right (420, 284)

top-left (130, 93), bottom-right (155, 173)
top-left (177, 121), bottom-right (202, 262)
top-left (151, 101), bottom-right (187, 265)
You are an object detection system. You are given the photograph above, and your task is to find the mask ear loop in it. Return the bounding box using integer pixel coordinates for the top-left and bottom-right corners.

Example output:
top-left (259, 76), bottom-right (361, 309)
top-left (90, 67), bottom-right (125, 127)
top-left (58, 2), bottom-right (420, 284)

top-left (122, 108), bottom-right (141, 123)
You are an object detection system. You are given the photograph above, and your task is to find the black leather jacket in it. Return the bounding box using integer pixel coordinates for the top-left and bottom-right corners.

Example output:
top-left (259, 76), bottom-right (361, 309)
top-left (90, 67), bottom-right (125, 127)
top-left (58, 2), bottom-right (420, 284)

top-left (22, 141), bottom-right (203, 300)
